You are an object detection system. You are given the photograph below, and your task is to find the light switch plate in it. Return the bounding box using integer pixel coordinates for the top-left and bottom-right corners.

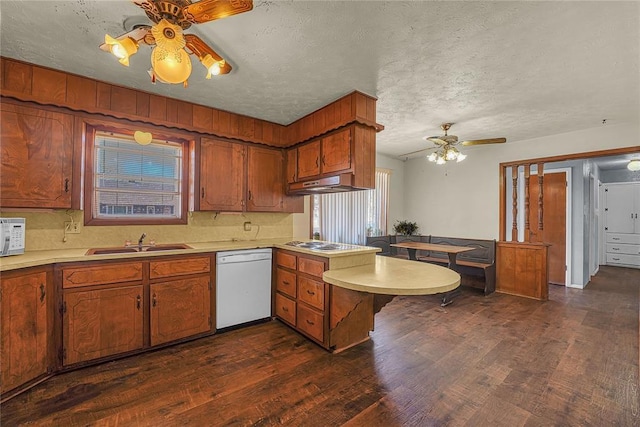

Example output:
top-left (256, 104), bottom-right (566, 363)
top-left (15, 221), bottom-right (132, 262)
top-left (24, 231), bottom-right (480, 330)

top-left (65, 222), bottom-right (80, 234)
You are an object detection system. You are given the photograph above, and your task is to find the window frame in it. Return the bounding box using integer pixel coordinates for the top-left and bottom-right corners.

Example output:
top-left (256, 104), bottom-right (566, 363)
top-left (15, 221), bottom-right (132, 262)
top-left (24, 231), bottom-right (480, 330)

top-left (83, 122), bottom-right (191, 226)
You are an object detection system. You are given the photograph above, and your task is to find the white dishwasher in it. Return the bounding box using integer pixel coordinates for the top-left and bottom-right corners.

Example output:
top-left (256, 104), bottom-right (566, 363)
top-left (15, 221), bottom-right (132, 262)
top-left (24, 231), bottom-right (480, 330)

top-left (216, 249), bottom-right (273, 329)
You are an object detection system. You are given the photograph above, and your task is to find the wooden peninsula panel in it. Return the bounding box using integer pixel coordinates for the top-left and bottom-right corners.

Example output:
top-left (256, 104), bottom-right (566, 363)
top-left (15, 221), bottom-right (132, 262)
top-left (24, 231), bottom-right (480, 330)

top-left (496, 241), bottom-right (549, 300)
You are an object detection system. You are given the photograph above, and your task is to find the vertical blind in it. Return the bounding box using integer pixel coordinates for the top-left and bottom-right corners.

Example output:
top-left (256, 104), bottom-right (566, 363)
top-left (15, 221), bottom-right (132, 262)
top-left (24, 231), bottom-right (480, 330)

top-left (314, 168), bottom-right (391, 244)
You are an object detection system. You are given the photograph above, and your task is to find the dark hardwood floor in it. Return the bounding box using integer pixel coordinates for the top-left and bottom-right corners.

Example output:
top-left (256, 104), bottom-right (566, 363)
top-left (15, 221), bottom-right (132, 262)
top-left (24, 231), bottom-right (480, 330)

top-left (2, 265), bottom-right (638, 426)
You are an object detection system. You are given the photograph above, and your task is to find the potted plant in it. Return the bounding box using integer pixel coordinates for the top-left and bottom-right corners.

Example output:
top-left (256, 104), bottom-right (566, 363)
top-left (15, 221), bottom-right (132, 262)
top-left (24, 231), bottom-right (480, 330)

top-left (393, 220), bottom-right (419, 236)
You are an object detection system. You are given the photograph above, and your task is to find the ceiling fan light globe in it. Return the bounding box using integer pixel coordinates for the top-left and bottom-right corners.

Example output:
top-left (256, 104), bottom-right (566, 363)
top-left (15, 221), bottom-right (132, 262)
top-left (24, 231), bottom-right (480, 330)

top-left (628, 159), bottom-right (640, 171)
top-left (456, 153), bottom-right (467, 162)
top-left (105, 34), bottom-right (138, 66)
top-left (436, 156), bottom-right (446, 165)
top-left (445, 149), bottom-right (457, 161)
top-left (427, 152), bottom-right (438, 162)
top-left (151, 46), bottom-right (192, 84)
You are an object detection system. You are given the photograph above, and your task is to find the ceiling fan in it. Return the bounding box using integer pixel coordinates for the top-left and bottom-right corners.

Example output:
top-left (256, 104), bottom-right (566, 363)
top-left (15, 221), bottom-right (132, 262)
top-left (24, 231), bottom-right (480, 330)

top-left (100, 0), bottom-right (253, 87)
top-left (400, 123), bottom-right (506, 164)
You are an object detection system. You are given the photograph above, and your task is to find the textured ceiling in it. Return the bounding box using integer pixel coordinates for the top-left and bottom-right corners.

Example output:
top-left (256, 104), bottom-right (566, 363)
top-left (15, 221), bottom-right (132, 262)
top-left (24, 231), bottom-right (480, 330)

top-left (0, 1), bottom-right (638, 158)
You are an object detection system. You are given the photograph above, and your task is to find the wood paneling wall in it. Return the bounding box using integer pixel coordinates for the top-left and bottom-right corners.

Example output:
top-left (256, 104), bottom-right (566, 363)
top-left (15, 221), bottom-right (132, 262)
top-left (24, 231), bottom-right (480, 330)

top-left (0, 57), bottom-right (381, 148)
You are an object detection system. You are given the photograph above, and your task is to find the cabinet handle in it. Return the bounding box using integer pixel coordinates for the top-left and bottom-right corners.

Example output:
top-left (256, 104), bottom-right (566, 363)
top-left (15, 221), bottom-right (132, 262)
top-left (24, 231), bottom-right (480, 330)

top-left (152, 293), bottom-right (157, 307)
top-left (612, 257), bottom-right (621, 261)
top-left (40, 284), bottom-right (45, 303)
top-left (64, 178), bottom-right (69, 193)
top-left (201, 188), bottom-right (205, 199)
top-left (612, 247), bottom-right (620, 251)
top-left (136, 295), bottom-right (141, 310)
top-left (321, 155), bottom-right (325, 166)
top-left (282, 306), bottom-right (288, 312)
top-left (248, 190), bottom-right (252, 200)
top-left (315, 157), bottom-right (319, 168)
top-left (306, 319), bottom-right (314, 325)
top-left (612, 237), bottom-right (620, 241)
top-left (306, 290), bottom-right (315, 296)
top-left (283, 280), bottom-right (290, 285)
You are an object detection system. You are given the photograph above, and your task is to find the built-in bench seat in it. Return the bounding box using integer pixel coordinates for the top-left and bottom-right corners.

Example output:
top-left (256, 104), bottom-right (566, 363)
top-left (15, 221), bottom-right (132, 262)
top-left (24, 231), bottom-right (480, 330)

top-left (365, 235), bottom-right (496, 296)
top-left (418, 236), bottom-right (496, 295)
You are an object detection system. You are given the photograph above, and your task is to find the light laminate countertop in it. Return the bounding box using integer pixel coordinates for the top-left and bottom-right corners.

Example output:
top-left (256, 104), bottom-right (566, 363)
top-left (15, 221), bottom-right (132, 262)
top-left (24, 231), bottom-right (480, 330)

top-left (0, 239), bottom-right (380, 271)
top-left (323, 256), bottom-right (461, 295)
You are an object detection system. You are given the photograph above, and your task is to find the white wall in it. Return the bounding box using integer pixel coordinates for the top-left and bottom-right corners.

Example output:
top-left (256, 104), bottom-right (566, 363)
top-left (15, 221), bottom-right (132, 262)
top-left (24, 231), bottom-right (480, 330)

top-left (403, 122), bottom-right (640, 240)
top-left (376, 153), bottom-right (405, 233)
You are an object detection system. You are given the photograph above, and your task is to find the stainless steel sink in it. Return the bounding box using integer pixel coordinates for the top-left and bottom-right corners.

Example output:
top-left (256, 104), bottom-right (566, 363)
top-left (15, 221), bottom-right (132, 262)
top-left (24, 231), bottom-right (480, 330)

top-left (86, 244), bottom-right (192, 255)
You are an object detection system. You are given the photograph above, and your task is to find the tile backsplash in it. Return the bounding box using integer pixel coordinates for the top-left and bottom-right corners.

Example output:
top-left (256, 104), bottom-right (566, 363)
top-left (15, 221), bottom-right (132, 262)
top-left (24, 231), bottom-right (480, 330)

top-left (0, 210), bottom-right (294, 251)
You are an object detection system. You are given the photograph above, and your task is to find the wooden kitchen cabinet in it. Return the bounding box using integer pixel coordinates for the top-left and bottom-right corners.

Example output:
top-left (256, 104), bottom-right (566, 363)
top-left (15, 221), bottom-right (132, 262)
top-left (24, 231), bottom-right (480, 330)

top-left (150, 277), bottom-right (211, 346)
top-left (199, 138), bottom-right (246, 211)
top-left (296, 128), bottom-right (351, 180)
top-left (0, 101), bottom-right (75, 208)
top-left (63, 285), bottom-right (144, 365)
top-left (199, 138), bottom-right (303, 213)
top-left (274, 250), bottom-right (329, 347)
top-left (286, 148), bottom-right (298, 184)
top-left (0, 268), bottom-right (52, 396)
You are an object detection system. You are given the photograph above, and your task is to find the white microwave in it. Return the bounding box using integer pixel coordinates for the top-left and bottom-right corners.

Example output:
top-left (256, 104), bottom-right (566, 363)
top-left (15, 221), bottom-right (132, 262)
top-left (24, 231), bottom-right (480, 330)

top-left (1, 218), bottom-right (25, 256)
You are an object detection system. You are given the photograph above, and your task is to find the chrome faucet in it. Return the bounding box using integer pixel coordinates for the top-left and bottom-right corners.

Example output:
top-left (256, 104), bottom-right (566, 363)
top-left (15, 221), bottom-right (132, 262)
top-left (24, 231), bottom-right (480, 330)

top-left (138, 233), bottom-right (147, 250)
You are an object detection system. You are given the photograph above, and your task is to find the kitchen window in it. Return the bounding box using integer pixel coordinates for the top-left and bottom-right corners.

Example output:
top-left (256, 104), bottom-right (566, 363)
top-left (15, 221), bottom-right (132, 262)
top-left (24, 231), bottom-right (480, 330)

top-left (84, 125), bottom-right (190, 225)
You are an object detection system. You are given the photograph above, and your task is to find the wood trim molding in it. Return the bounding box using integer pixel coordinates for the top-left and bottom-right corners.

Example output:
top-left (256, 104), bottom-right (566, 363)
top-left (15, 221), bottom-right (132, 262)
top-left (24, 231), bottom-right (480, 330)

top-left (1, 57), bottom-right (382, 149)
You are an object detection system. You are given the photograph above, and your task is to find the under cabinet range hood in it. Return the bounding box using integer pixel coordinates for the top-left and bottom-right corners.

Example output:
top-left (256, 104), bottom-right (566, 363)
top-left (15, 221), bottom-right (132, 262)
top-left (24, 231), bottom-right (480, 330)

top-left (288, 174), bottom-right (366, 195)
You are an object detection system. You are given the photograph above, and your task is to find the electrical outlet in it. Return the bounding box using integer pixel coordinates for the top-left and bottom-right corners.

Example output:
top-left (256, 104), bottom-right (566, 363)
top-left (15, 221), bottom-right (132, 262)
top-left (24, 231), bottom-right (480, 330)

top-left (64, 222), bottom-right (81, 234)
top-left (243, 221), bottom-right (252, 231)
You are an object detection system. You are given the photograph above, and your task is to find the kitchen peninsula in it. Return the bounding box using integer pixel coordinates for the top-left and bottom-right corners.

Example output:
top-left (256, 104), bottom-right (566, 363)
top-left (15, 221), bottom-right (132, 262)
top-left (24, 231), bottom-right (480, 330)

top-left (0, 239), bottom-right (459, 401)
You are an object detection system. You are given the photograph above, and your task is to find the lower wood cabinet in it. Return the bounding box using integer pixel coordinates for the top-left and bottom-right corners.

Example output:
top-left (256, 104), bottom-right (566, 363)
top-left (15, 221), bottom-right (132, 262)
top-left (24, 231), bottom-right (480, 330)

top-left (274, 249), bottom-right (377, 353)
top-left (1, 268), bottom-right (52, 395)
top-left (60, 256), bottom-right (214, 367)
top-left (63, 285), bottom-right (144, 365)
top-left (150, 277), bottom-right (211, 346)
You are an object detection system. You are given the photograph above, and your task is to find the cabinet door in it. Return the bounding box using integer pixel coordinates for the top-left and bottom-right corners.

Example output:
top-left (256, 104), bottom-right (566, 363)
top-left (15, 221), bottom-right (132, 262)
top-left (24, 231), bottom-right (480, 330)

top-left (297, 140), bottom-right (321, 179)
top-left (605, 184), bottom-right (636, 234)
top-left (150, 277), bottom-right (211, 346)
top-left (321, 129), bottom-right (351, 174)
top-left (200, 138), bottom-right (245, 211)
top-left (0, 103), bottom-right (74, 208)
top-left (1, 271), bottom-right (49, 394)
top-left (246, 146), bottom-right (284, 212)
top-left (63, 286), bottom-right (144, 365)
top-left (286, 148), bottom-right (297, 184)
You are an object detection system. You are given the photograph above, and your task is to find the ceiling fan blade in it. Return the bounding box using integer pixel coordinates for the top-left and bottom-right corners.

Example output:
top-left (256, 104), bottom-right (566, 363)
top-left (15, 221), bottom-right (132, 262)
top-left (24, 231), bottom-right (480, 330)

top-left (461, 138), bottom-right (507, 146)
top-left (426, 137), bottom-right (448, 146)
top-left (99, 26), bottom-right (151, 51)
top-left (184, 34), bottom-right (233, 74)
top-left (398, 147), bottom-right (433, 158)
top-left (183, 0), bottom-right (253, 24)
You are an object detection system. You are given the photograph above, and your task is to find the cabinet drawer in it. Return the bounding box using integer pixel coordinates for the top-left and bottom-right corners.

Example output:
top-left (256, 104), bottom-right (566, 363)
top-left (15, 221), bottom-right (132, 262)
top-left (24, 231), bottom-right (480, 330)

top-left (275, 293), bottom-right (296, 326)
top-left (298, 257), bottom-right (325, 278)
top-left (298, 276), bottom-right (325, 311)
top-left (149, 257), bottom-right (211, 279)
top-left (63, 262), bottom-right (143, 288)
top-left (606, 243), bottom-right (640, 255)
top-left (606, 252), bottom-right (640, 267)
top-left (606, 233), bottom-right (640, 245)
top-left (297, 304), bottom-right (324, 343)
top-left (276, 251), bottom-right (297, 270)
top-left (276, 268), bottom-right (297, 298)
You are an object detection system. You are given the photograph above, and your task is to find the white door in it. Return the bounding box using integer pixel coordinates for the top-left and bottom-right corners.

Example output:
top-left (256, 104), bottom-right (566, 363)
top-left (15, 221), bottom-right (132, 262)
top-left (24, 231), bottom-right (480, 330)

top-left (605, 184), bottom-right (636, 233)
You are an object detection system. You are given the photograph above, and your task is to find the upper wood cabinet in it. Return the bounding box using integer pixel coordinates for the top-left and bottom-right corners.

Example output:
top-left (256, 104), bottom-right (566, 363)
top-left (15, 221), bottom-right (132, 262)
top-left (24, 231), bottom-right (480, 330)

top-left (199, 138), bottom-right (303, 213)
top-left (286, 148), bottom-right (298, 184)
top-left (247, 146), bottom-right (285, 212)
top-left (1, 268), bottom-right (51, 395)
top-left (200, 138), bottom-right (246, 212)
top-left (288, 125), bottom-right (375, 184)
top-left (0, 102), bottom-right (75, 208)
